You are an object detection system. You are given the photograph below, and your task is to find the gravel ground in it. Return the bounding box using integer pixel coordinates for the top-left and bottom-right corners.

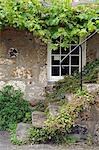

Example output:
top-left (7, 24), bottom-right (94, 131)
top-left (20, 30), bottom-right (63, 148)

top-left (0, 131), bottom-right (99, 150)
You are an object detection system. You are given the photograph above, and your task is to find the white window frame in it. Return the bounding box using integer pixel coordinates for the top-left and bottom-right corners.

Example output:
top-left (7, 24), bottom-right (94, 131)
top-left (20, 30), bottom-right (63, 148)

top-left (47, 41), bottom-right (86, 82)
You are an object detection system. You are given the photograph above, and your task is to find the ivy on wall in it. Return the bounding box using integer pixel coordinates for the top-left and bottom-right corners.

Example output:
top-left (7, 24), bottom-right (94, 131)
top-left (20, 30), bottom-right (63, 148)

top-left (0, 0), bottom-right (99, 49)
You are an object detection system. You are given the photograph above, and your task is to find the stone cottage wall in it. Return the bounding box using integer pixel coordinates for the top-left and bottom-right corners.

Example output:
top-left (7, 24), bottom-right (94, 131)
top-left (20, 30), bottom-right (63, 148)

top-left (0, 27), bottom-right (47, 101)
top-left (0, 28), bottom-right (99, 101)
top-left (86, 33), bottom-right (99, 63)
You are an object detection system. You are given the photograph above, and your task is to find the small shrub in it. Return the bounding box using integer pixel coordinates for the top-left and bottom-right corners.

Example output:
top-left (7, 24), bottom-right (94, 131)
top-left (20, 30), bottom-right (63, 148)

top-left (0, 85), bottom-right (31, 130)
top-left (27, 127), bottom-right (50, 144)
top-left (8, 123), bottom-right (22, 145)
top-left (27, 127), bottom-right (72, 144)
top-left (46, 76), bottom-right (80, 104)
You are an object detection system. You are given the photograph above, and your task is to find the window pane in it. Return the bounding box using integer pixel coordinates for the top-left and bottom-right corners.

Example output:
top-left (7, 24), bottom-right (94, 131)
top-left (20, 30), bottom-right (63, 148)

top-left (61, 47), bottom-right (69, 54)
top-left (71, 56), bottom-right (79, 65)
top-left (52, 66), bottom-right (60, 76)
top-left (61, 56), bottom-right (69, 65)
top-left (52, 56), bottom-right (60, 65)
top-left (61, 66), bottom-right (69, 76)
top-left (71, 67), bottom-right (79, 75)
top-left (71, 46), bottom-right (79, 54)
top-left (52, 48), bottom-right (60, 54)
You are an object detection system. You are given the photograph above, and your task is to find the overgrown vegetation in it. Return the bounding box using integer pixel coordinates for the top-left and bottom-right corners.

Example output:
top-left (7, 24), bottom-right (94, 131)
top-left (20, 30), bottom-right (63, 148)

top-left (9, 60), bottom-right (98, 144)
top-left (26, 88), bottom-right (94, 144)
top-left (0, 0), bottom-right (98, 144)
top-left (81, 59), bottom-right (99, 83)
top-left (27, 127), bottom-right (77, 144)
top-left (46, 76), bottom-right (80, 105)
top-left (45, 89), bottom-right (94, 132)
top-left (0, 62), bottom-right (98, 145)
top-left (0, 86), bottom-right (31, 130)
top-left (0, 0), bottom-right (99, 50)
top-left (46, 59), bottom-right (99, 104)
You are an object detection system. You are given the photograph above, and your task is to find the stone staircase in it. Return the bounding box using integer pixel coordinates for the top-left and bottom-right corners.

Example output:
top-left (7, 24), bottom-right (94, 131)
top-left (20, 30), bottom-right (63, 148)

top-left (32, 83), bottom-right (99, 142)
top-left (16, 83), bottom-right (99, 144)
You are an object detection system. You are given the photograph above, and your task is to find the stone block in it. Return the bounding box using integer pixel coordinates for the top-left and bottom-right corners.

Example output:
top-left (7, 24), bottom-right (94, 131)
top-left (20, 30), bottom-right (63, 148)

top-left (48, 104), bottom-right (60, 117)
top-left (84, 84), bottom-right (99, 93)
top-left (32, 111), bottom-right (46, 128)
top-left (16, 123), bottom-right (32, 142)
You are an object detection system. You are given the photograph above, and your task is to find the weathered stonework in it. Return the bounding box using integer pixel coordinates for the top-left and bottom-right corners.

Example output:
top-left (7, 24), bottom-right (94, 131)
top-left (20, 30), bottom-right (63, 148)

top-left (86, 33), bottom-right (99, 63)
top-left (0, 27), bottom-right (98, 101)
top-left (0, 27), bottom-right (47, 101)
top-left (7, 80), bottom-right (26, 93)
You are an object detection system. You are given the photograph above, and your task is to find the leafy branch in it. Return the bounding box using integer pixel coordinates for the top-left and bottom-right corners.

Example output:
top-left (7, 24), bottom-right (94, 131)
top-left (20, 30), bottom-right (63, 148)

top-left (0, 0), bottom-right (99, 49)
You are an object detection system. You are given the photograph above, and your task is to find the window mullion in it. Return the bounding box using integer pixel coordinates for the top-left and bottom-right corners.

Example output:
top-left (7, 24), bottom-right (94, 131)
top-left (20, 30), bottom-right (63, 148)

top-left (60, 37), bottom-right (61, 77)
top-left (69, 45), bottom-right (71, 75)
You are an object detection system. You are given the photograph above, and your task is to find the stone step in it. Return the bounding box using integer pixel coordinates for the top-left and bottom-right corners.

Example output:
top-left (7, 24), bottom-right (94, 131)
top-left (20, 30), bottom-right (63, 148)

top-left (32, 104), bottom-right (60, 128)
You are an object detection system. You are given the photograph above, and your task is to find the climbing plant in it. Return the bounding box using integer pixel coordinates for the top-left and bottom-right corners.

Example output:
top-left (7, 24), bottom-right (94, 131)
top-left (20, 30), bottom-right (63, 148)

top-left (0, 0), bottom-right (99, 49)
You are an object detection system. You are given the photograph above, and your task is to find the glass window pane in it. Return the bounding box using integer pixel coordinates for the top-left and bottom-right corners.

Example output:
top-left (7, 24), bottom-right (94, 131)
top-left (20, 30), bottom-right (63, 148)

top-left (71, 67), bottom-right (79, 75)
top-left (52, 66), bottom-right (60, 76)
top-left (61, 56), bottom-right (69, 65)
top-left (61, 66), bottom-right (69, 76)
top-left (61, 47), bottom-right (69, 54)
top-left (71, 56), bottom-right (79, 65)
top-left (71, 46), bottom-right (79, 54)
top-left (52, 56), bottom-right (60, 65)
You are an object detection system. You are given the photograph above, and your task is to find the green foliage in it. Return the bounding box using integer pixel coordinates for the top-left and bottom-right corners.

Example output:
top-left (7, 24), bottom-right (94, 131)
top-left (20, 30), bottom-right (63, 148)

top-left (45, 89), bottom-right (94, 133)
top-left (0, 86), bottom-right (31, 130)
top-left (65, 135), bottom-right (77, 144)
top-left (0, 0), bottom-right (99, 49)
top-left (46, 60), bottom-right (99, 105)
top-left (27, 127), bottom-right (51, 144)
top-left (8, 123), bottom-right (22, 145)
top-left (44, 60), bottom-right (97, 140)
top-left (82, 59), bottom-right (99, 83)
top-left (27, 126), bottom-right (76, 144)
top-left (27, 88), bottom-right (94, 144)
top-left (46, 76), bottom-right (80, 104)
